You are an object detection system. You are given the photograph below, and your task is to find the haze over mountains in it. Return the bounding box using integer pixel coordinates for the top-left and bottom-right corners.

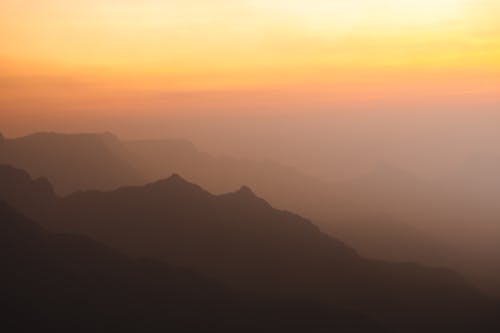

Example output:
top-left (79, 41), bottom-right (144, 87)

top-left (1, 131), bottom-right (499, 296)
top-left (0, 132), bottom-right (142, 194)
top-left (3, 0), bottom-right (499, 331)
top-left (1, 163), bottom-right (500, 332)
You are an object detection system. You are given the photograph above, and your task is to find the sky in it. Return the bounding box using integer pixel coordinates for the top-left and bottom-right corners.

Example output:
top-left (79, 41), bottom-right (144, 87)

top-left (1, 1), bottom-right (499, 95)
top-left (1, 0), bottom-right (500, 178)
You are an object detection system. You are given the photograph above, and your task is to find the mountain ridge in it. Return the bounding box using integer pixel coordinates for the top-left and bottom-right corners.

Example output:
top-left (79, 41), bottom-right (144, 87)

top-left (1, 131), bottom-right (499, 294)
top-left (1, 200), bottom-right (383, 332)
top-left (0, 132), bottom-right (144, 194)
top-left (0, 164), bottom-right (498, 332)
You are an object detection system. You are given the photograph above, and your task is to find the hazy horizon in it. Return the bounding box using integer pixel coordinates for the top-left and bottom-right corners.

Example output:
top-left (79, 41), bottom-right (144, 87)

top-left (1, 1), bottom-right (499, 331)
top-left (2, 0), bottom-right (500, 181)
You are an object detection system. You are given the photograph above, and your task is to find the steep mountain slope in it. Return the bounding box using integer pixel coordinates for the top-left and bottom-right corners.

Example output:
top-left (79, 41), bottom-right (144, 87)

top-left (0, 165), bottom-right (498, 332)
top-left (0, 132), bottom-right (460, 273)
top-left (126, 139), bottom-right (500, 294)
top-left (0, 201), bottom-right (381, 333)
top-left (125, 139), bottom-right (462, 256)
top-left (1, 132), bottom-right (498, 295)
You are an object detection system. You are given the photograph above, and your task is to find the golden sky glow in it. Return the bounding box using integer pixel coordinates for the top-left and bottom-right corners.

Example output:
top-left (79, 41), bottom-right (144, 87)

top-left (1, 0), bottom-right (499, 129)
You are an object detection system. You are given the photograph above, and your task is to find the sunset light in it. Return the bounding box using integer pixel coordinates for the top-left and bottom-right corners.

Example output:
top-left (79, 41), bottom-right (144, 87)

top-left (2, 2), bottom-right (500, 332)
top-left (0, 0), bottom-right (499, 129)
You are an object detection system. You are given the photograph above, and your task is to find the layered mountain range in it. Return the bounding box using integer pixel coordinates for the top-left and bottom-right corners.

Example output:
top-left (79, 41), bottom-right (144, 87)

top-left (1, 164), bottom-right (499, 332)
top-left (1, 131), bottom-right (498, 295)
top-left (1, 200), bottom-right (382, 333)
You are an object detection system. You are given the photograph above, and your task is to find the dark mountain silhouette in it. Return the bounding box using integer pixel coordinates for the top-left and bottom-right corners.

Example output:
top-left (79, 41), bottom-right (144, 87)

top-left (1, 132), bottom-right (498, 295)
top-left (0, 164), bottom-right (57, 219)
top-left (1, 165), bottom-right (498, 332)
top-left (125, 138), bottom-right (340, 223)
top-left (0, 132), bottom-right (144, 194)
top-left (126, 139), bottom-right (461, 263)
top-left (0, 133), bottom-right (460, 267)
top-left (130, 141), bottom-right (500, 296)
top-left (0, 200), bottom-right (383, 333)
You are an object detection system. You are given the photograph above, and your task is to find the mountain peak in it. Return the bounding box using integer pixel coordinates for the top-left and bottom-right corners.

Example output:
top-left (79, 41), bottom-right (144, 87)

top-left (236, 185), bottom-right (256, 197)
top-left (219, 185), bottom-right (269, 207)
top-left (150, 173), bottom-right (190, 187)
top-left (146, 173), bottom-right (206, 195)
top-left (167, 173), bottom-right (188, 183)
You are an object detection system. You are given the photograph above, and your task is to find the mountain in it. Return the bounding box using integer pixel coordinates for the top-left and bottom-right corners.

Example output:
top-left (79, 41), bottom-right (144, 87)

top-left (326, 215), bottom-right (455, 264)
top-left (0, 200), bottom-right (383, 333)
top-left (0, 132), bottom-right (497, 295)
top-left (1, 165), bottom-right (498, 332)
top-left (0, 164), bottom-right (57, 220)
top-left (126, 140), bottom-right (459, 258)
top-left (328, 163), bottom-right (500, 295)
top-left (0, 132), bottom-right (144, 194)
top-left (125, 139), bottom-right (477, 283)
top-left (0, 133), bottom-right (458, 267)
top-left (125, 138), bottom-right (317, 195)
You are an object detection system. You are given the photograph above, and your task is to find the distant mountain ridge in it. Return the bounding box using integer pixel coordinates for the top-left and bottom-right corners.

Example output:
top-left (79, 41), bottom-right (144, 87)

top-left (0, 132), bottom-right (144, 194)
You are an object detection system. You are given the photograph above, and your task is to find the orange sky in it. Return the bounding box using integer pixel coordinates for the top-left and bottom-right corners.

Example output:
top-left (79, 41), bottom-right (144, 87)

top-left (1, 0), bottom-right (500, 135)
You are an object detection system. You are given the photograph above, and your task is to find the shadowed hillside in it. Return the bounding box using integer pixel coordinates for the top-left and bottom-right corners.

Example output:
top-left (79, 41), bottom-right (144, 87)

top-left (115, 138), bottom-right (500, 296)
top-left (1, 165), bottom-right (498, 332)
top-left (3, 1), bottom-right (500, 332)
top-left (0, 133), bottom-right (453, 269)
top-left (0, 200), bottom-right (383, 333)
top-left (1, 132), bottom-right (499, 295)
